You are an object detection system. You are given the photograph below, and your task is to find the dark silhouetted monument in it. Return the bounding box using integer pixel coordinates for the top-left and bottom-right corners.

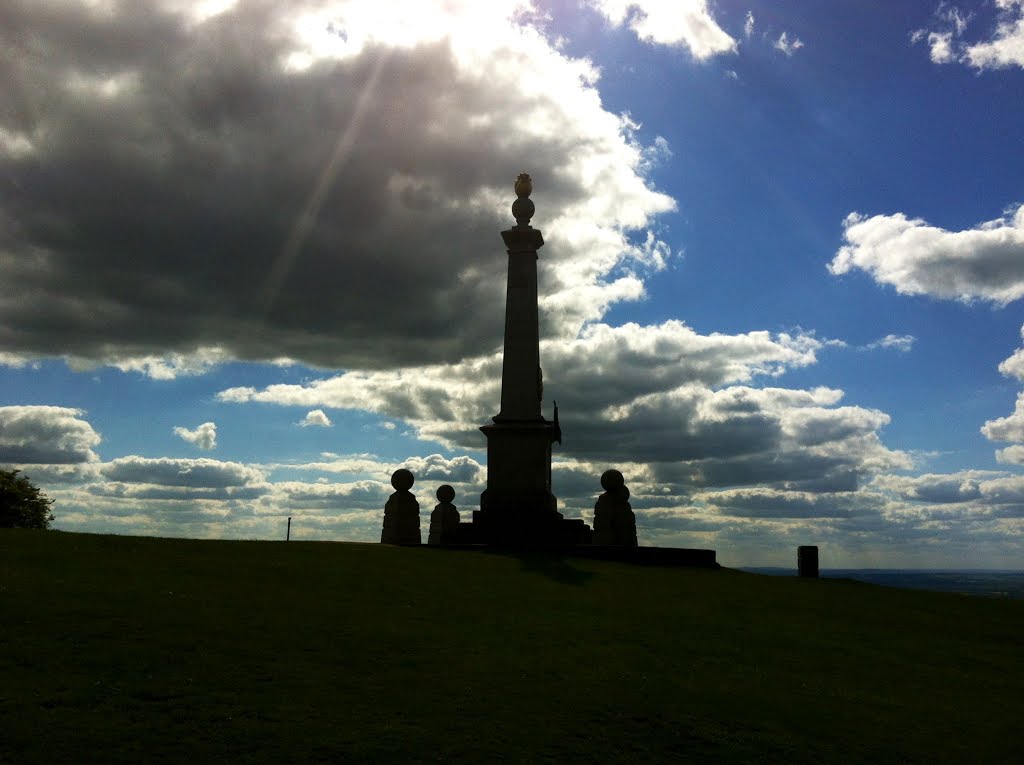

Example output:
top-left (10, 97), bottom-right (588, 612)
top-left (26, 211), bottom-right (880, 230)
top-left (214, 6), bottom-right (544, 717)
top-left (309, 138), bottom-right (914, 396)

top-left (471, 174), bottom-right (590, 546)
top-left (377, 175), bottom-right (716, 567)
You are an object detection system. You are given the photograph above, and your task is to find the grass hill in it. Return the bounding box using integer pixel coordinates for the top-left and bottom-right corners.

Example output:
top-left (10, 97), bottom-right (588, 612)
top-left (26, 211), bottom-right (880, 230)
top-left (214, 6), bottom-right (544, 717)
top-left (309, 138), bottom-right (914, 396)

top-left (2, 530), bottom-right (1022, 763)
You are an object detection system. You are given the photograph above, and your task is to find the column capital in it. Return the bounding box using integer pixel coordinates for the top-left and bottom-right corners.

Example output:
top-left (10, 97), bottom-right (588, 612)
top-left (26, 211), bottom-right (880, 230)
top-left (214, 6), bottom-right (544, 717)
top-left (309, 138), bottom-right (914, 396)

top-left (501, 226), bottom-right (544, 252)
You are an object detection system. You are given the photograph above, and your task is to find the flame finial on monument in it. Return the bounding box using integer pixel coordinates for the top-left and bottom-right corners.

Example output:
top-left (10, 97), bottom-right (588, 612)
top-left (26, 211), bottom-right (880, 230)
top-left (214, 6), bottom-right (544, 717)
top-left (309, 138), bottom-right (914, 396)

top-left (512, 172), bottom-right (535, 227)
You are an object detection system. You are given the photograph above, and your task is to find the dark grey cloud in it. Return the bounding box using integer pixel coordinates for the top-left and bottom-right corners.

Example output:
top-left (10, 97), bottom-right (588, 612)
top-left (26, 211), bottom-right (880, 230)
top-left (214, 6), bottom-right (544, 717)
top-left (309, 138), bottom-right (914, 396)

top-left (0, 462), bottom-right (101, 486)
top-left (220, 324), bottom-right (907, 493)
top-left (675, 452), bottom-right (855, 490)
top-left (636, 509), bottom-right (729, 533)
top-left (268, 480), bottom-right (388, 510)
top-left (869, 471), bottom-right (1024, 520)
top-left (977, 476), bottom-right (1024, 507)
top-left (552, 462), bottom-right (609, 503)
top-left (0, 0), bottom-right (671, 370)
top-left (872, 472), bottom-right (991, 504)
top-left (101, 456), bottom-right (265, 487)
top-left (87, 481), bottom-right (270, 501)
top-left (912, 479), bottom-right (983, 504)
top-left (705, 489), bottom-right (880, 519)
top-left (560, 388), bottom-right (781, 463)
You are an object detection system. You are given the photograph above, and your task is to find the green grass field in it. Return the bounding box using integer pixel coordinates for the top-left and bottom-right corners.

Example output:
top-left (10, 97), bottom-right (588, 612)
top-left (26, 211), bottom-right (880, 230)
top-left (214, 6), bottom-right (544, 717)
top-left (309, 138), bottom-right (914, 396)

top-left (2, 530), bottom-right (1023, 763)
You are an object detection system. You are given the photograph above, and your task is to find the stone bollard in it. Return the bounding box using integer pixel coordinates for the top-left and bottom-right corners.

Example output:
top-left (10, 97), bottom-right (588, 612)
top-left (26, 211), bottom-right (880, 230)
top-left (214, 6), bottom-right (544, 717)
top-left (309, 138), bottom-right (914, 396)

top-left (592, 469), bottom-right (638, 547)
top-left (798, 545), bottom-right (819, 578)
top-left (381, 469), bottom-right (421, 545)
top-left (427, 485), bottom-right (460, 545)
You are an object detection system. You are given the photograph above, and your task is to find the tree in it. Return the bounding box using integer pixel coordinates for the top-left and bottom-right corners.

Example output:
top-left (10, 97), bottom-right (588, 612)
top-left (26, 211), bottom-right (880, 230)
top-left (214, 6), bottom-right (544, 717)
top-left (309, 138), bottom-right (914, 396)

top-left (0, 469), bottom-right (55, 529)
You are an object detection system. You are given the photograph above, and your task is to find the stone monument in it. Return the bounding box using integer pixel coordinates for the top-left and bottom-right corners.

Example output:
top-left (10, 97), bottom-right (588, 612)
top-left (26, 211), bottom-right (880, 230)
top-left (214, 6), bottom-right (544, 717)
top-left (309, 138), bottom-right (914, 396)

top-left (592, 469), bottom-right (638, 547)
top-left (472, 174), bottom-right (590, 546)
top-left (372, 175), bottom-right (715, 566)
top-left (428, 485), bottom-right (460, 545)
top-left (380, 468), bottom-right (421, 545)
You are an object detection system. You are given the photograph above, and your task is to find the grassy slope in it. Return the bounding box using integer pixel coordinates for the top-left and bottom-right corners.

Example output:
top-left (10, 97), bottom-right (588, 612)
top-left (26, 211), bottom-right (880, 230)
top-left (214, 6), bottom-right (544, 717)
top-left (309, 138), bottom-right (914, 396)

top-left (2, 530), bottom-right (1022, 764)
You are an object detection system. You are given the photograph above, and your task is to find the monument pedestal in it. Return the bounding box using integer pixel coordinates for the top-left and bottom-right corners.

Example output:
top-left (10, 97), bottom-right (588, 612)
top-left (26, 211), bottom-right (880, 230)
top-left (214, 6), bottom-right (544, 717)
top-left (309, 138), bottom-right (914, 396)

top-left (472, 418), bottom-right (590, 546)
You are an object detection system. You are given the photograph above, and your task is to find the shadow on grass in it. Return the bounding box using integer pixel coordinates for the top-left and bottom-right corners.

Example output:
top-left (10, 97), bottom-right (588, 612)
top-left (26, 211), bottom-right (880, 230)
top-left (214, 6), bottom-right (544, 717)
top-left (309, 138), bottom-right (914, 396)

top-left (512, 552), bottom-right (595, 585)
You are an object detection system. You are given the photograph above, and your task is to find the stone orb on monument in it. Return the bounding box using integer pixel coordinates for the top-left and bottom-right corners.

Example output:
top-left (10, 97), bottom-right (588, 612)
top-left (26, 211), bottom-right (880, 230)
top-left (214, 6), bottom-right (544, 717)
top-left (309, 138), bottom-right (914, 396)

top-left (512, 172), bottom-right (535, 227)
top-left (391, 468), bottom-right (414, 492)
top-left (600, 469), bottom-right (625, 493)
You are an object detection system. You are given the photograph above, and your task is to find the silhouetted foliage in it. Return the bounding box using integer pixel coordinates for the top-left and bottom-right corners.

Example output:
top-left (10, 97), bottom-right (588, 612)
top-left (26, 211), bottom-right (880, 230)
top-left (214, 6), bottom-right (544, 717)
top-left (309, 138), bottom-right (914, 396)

top-left (0, 469), bottom-right (55, 529)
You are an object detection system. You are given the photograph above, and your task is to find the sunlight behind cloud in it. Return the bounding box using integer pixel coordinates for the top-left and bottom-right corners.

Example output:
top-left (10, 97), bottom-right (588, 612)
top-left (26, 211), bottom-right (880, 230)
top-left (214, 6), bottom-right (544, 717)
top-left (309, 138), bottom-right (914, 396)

top-left (283, 0), bottom-right (534, 69)
top-left (0, 0), bottom-right (676, 369)
top-left (0, 128), bottom-right (36, 159)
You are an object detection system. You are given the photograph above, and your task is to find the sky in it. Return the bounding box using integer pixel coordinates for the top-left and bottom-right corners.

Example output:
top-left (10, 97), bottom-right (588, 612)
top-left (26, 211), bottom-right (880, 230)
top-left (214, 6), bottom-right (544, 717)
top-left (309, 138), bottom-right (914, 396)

top-left (2, 0), bottom-right (1024, 567)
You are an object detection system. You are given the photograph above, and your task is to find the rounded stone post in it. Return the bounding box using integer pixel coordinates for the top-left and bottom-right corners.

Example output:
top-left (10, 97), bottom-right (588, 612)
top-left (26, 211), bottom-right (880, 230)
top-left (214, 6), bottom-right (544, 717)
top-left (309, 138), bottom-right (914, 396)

top-left (427, 485), bottom-right (460, 545)
top-left (381, 469), bottom-right (421, 545)
top-left (592, 469), bottom-right (637, 547)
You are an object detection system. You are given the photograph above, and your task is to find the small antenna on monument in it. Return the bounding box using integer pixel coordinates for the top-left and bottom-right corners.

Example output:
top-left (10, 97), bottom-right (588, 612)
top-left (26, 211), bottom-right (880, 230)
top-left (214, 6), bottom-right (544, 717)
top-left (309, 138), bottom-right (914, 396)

top-left (553, 399), bottom-right (562, 445)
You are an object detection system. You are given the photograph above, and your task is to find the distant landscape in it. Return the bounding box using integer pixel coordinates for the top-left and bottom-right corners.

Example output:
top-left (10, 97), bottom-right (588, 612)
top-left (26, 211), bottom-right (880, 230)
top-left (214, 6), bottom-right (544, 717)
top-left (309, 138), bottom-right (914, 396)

top-left (744, 568), bottom-right (1024, 600)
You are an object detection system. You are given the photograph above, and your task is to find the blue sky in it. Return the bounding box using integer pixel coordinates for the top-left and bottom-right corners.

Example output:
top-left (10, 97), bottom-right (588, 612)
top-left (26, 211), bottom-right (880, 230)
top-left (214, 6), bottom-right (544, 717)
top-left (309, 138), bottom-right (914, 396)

top-left (2, 0), bottom-right (1024, 566)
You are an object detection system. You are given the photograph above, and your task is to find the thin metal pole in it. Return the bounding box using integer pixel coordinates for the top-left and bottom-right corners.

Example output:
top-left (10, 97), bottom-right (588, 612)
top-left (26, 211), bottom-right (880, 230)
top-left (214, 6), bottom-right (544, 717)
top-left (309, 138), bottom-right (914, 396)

top-left (287, 516), bottom-right (292, 541)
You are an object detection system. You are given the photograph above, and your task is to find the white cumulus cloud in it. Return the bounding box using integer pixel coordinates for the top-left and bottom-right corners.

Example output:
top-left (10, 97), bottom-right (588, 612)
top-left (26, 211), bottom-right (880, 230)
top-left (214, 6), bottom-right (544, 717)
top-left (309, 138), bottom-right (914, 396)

top-left (982, 393), bottom-right (1024, 443)
top-left (106, 348), bottom-right (230, 380)
top-left (995, 444), bottom-right (1024, 465)
top-left (914, 2), bottom-right (1024, 70)
top-left (982, 326), bottom-right (1024, 458)
top-left (829, 205), bottom-right (1024, 305)
top-left (299, 410), bottom-right (333, 428)
top-left (0, 406), bottom-right (102, 465)
top-left (964, 0), bottom-right (1024, 69)
top-left (997, 326), bottom-right (1024, 380)
top-left (587, 0), bottom-right (737, 58)
top-left (173, 422), bottom-right (218, 450)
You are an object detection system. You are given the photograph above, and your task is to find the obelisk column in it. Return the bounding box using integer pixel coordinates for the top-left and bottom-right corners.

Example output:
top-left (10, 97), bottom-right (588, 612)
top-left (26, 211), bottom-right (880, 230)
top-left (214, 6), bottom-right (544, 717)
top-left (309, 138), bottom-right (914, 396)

top-left (476, 173), bottom-right (563, 542)
top-left (495, 173), bottom-right (544, 422)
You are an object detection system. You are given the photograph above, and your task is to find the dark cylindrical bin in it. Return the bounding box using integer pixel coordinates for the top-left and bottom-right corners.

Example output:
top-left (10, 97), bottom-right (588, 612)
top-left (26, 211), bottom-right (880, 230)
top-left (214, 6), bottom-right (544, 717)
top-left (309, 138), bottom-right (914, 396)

top-left (798, 545), bottom-right (819, 578)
